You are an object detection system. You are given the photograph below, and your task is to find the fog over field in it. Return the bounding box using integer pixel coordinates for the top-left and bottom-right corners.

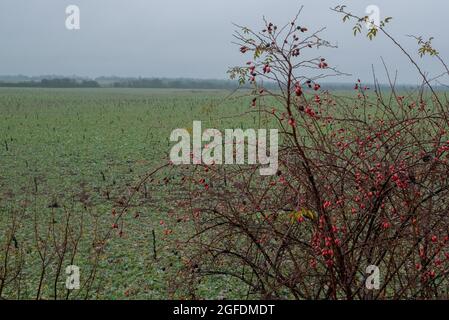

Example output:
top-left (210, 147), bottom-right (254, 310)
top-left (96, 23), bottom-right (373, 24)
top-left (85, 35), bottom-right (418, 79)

top-left (0, 0), bottom-right (448, 84)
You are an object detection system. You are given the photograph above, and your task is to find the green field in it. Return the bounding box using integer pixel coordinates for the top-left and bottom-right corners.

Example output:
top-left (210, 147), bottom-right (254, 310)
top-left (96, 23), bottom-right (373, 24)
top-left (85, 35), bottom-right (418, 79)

top-left (3, 86), bottom-right (449, 300)
top-left (0, 87), bottom-right (260, 299)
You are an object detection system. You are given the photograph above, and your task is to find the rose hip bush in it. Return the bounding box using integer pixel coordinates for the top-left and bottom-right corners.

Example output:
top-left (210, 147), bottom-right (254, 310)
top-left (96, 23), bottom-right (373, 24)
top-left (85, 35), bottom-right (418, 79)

top-left (158, 7), bottom-right (449, 300)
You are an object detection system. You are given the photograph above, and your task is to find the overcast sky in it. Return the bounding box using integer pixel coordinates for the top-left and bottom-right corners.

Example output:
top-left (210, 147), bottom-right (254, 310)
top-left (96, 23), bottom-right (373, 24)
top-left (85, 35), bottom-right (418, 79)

top-left (0, 0), bottom-right (448, 84)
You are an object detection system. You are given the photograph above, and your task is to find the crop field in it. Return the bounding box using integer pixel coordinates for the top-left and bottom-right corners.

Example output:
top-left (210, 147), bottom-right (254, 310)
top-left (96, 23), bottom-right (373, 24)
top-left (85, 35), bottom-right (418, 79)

top-left (0, 87), bottom-right (264, 299)
top-left (3, 86), bottom-right (449, 301)
top-left (3, 83), bottom-right (449, 302)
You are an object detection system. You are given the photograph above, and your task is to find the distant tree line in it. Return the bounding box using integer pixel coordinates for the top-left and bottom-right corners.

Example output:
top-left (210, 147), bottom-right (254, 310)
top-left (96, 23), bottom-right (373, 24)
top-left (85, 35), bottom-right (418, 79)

top-left (0, 78), bottom-right (100, 88)
top-left (0, 76), bottom-right (443, 91)
top-left (108, 78), bottom-right (438, 91)
top-left (111, 78), bottom-right (247, 90)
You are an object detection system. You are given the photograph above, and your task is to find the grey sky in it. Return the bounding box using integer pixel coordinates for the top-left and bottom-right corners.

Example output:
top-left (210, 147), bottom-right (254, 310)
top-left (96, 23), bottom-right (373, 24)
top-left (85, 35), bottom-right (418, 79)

top-left (0, 0), bottom-right (448, 84)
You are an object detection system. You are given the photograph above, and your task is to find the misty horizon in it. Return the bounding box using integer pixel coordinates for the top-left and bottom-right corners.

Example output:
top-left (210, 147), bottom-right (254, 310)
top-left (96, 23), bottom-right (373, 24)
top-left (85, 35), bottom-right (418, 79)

top-left (1, 0), bottom-right (448, 85)
top-left (1, 74), bottom-right (443, 89)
